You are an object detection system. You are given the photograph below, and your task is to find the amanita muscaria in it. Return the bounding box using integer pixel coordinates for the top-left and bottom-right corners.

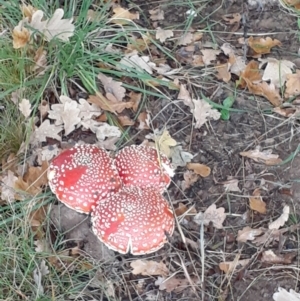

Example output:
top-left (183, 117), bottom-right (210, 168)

top-left (47, 144), bottom-right (122, 213)
top-left (114, 145), bottom-right (174, 192)
top-left (91, 186), bottom-right (175, 255)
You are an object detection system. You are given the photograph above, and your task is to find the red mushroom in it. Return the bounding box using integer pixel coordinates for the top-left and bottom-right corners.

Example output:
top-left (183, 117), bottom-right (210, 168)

top-left (47, 144), bottom-right (122, 214)
top-left (91, 186), bottom-right (175, 255)
top-left (114, 145), bottom-right (174, 192)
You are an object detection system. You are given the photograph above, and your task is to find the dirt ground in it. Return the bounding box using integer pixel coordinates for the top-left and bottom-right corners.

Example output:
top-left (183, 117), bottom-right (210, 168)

top-left (49, 1), bottom-right (300, 300)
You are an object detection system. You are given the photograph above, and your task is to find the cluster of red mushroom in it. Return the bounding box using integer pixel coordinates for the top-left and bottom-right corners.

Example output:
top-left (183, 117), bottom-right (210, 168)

top-left (47, 144), bottom-right (175, 255)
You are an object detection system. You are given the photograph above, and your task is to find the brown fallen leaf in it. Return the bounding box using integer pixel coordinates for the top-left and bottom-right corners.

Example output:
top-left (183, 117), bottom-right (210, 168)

top-left (88, 94), bottom-right (134, 114)
top-left (187, 163), bottom-right (211, 177)
top-left (137, 111), bottom-right (150, 130)
top-left (14, 161), bottom-right (49, 199)
top-left (236, 226), bottom-right (264, 242)
top-left (110, 7), bottom-right (139, 25)
top-left (249, 188), bottom-right (266, 214)
top-left (285, 69), bottom-right (300, 98)
top-left (149, 8), bottom-right (164, 21)
top-left (240, 149), bottom-right (282, 165)
top-left (128, 91), bottom-right (142, 112)
top-left (98, 73), bottom-right (126, 102)
top-left (268, 205), bottom-right (289, 230)
top-left (130, 260), bottom-right (168, 276)
top-left (222, 13), bottom-right (241, 24)
top-left (194, 204), bottom-right (226, 229)
top-left (261, 249), bottom-right (296, 265)
top-left (243, 78), bottom-right (283, 107)
top-left (155, 275), bottom-right (196, 293)
top-left (273, 104), bottom-right (300, 117)
top-left (248, 36), bottom-right (281, 55)
top-left (216, 63), bottom-right (231, 83)
top-left (239, 60), bottom-right (262, 89)
top-left (117, 115), bottom-right (135, 126)
top-left (219, 258), bottom-right (250, 273)
top-left (12, 24), bottom-right (30, 49)
top-left (222, 178), bottom-right (240, 192)
top-left (156, 27), bottom-right (174, 43)
top-left (181, 170), bottom-right (199, 191)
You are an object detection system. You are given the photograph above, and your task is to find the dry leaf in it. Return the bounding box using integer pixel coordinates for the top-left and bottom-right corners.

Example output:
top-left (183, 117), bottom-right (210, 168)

top-left (32, 47), bottom-right (48, 75)
top-left (191, 98), bottom-right (221, 129)
top-left (285, 70), bottom-right (300, 98)
top-left (19, 99), bottom-right (32, 118)
top-left (29, 8), bottom-right (75, 42)
top-left (187, 163), bottom-right (210, 177)
top-left (155, 276), bottom-right (192, 293)
top-left (34, 120), bottom-right (63, 142)
top-left (128, 91), bottom-right (142, 112)
top-left (248, 36), bottom-right (281, 55)
top-left (259, 58), bottom-right (294, 88)
top-left (117, 115), bottom-right (135, 126)
top-left (273, 287), bottom-right (300, 301)
top-left (110, 7), bottom-right (139, 25)
top-left (261, 249), bottom-right (296, 265)
top-left (268, 205), bottom-right (289, 230)
top-left (118, 53), bottom-right (153, 74)
top-left (249, 188), bottom-right (266, 214)
top-left (194, 204), bottom-right (226, 229)
top-left (21, 4), bottom-right (38, 21)
top-left (216, 63), bottom-right (231, 83)
top-left (236, 226), bottom-right (264, 242)
top-left (146, 130), bottom-right (177, 157)
top-left (149, 8), bottom-right (164, 21)
top-left (201, 49), bottom-right (221, 66)
top-left (130, 260), bottom-right (168, 276)
top-left (1, 170), bottom-right (18, 202)
top-left (12, 23), bottom-right (30, 48)
top-left (219, 259), bottom-right (250, 273)
top-left (170, 145), bottom-right (194, 168)
top-left (48, 97), bottom-right (81, 135)
top-left (178, 32), bottom-right (193, 45)
top-left (97, 73), bottom-right (126, 102)
top-left (244, 79), bottom-right (283, 107)
top-left (240, 148), bottom-right (282, 165)
top-left (156, 27), bottom-right (173, 43)
top-left (181, 171), bottom-right (199, 191)
top-left (88, 94), bottom-right (134, 114)
top-left (177, 84), bottom-right (193, 108)
top-left (239, 60), bottom-right (262, 89)
top-left (137, 111), bottom-right (150, 130)
top-left (222, 13), bottom-right (241, 24)
top-left (222, 178), bottom-right (240, 192)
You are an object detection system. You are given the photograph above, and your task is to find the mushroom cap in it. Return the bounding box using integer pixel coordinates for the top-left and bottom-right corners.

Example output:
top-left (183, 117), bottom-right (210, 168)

top-left (91, 186), bottom-right (175, 255)
top-left (114, 145), bottom-right (174, 192)
top-left (47, 144), bottom-right (122, 214)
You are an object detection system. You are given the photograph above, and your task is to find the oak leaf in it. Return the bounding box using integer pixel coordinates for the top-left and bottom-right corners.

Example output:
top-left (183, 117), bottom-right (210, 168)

top-left (249, 188), bottom-right (266, 214)
top-left (240, 148), bottom-right (282, 165)
top-left (187, 163), bottom-right (210, 177)
top-left (30, 8), bottom-right (75, 42)
top-left (248, 36), bottom-right (281, 55)
top-left (131, 260), bottom-right (168, 276)
top-left (192, 98), bottom-right (221, 129)
top-left (194, 204), bottom-right (226, 229)
top-left (156, 27), bottom-right (173, 43)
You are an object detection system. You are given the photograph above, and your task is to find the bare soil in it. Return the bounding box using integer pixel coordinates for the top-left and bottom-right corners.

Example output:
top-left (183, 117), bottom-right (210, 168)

top-left (49, 1), bottom-right (300, 300)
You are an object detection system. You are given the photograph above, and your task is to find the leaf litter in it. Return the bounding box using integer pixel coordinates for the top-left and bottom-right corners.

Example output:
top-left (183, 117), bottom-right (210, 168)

top-left (2, 2), bottom-right (300, 300)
